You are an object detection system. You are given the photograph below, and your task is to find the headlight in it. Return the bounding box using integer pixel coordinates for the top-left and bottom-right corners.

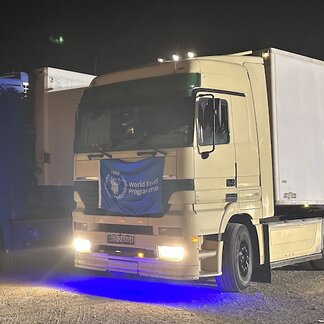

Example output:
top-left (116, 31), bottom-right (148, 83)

top-left (74, 238), bottom-right (91, 253)
top-left (157, 246), bottom-right (185, 261)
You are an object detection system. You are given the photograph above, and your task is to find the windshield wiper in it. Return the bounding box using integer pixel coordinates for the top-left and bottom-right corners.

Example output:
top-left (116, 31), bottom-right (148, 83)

top-left (137, 149), bottom-right (167, 157)
top-left (88, 143), bottom-right (112, 159)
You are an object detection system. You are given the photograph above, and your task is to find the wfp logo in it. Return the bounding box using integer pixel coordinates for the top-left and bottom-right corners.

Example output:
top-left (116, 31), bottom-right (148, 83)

top-left (103, 170), bottom-right (127, 200)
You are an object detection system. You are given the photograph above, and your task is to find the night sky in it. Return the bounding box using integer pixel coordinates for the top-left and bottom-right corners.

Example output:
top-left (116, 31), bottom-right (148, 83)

top-left (2, 0), bottom-right (324, 76)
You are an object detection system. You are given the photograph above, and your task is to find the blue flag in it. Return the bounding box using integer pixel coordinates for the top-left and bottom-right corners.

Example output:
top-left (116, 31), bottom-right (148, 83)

top-left (99, 157), bottom-right (164, 216)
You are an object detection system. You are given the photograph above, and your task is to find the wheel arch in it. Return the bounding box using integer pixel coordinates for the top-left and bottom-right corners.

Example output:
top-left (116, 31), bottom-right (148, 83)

top-left (227, 214), bottom-right (261, 268)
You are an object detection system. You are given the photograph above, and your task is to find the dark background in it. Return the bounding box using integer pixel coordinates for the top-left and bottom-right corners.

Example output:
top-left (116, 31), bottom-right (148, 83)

top-left (2, 0), bottom-right (324, 76)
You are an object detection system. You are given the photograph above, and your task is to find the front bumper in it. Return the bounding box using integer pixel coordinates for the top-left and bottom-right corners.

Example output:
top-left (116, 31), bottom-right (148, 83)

top-left (72, 207), bottom-right (222, 280)
top-left (75, 251), bottom-right (200, 280)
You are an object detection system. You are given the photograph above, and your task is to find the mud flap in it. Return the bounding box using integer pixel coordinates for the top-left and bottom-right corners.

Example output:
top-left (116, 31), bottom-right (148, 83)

top-left (252, 224), bottom-right (271, 283)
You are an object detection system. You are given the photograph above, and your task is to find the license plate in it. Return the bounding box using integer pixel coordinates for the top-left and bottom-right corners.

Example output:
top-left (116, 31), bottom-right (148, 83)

top-left (107, 234), bottom-right (135, 245)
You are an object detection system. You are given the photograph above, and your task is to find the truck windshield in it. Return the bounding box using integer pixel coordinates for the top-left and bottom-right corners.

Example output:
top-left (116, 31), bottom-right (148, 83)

top-left (74, 73), bottom-right (200, 153)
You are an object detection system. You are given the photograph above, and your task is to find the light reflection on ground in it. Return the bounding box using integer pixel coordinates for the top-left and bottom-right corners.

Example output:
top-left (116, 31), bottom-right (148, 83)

top-left (3, 252), bottom-right (321, 324)
top-left (7, 267), bottom-right (272, 313)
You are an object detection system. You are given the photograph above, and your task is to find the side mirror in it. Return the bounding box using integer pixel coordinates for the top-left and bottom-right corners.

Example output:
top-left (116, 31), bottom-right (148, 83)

top-left (197, 95), bottom-right (216, 159)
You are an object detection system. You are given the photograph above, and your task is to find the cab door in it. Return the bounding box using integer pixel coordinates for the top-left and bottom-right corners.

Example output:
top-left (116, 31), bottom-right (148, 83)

top-left (194, 92), bottom-right (237, 208)
top-left (230, 95), bottom-right (261, 212)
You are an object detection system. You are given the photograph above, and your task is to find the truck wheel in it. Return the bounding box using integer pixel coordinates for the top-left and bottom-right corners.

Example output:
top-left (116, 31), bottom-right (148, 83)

top-left (216, 223), bottom-right (253, 292)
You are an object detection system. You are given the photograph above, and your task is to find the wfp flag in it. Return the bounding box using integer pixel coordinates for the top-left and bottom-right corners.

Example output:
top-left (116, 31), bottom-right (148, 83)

top-left (99, 157), bottom-right (165, 216)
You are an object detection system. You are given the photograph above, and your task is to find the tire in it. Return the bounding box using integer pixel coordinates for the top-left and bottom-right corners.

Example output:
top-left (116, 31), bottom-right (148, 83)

top-left (216, 223), bottom-right (253, 292)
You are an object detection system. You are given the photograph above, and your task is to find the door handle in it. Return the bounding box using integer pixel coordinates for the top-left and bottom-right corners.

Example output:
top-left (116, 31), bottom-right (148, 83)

top-left (226, 179), bottom-right (236, 187)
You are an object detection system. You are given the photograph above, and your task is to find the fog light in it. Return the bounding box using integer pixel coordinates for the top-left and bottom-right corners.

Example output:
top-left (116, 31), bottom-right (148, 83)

top-left (74, 238), bottom-right (91, 253)
top-left (157, 246), bottom-right (184, 261)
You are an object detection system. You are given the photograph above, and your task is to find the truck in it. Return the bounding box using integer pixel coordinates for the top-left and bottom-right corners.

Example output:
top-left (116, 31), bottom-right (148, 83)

top-left (72, 48), bottom-right (324, 292)
top-left (0, 67), bottom-right (95, 269)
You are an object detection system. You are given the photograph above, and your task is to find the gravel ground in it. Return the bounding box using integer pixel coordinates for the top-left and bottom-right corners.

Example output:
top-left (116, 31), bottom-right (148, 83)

top-left (0, 249), bottom-right (323, 324)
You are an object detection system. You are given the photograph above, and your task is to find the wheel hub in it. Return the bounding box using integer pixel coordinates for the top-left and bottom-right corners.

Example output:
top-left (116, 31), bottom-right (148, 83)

top-left (238, 241), bottom-right (250, 277)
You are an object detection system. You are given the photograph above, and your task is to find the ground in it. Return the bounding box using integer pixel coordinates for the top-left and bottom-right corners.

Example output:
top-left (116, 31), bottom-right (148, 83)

top-left (0, 249), bottom-right (323, 324)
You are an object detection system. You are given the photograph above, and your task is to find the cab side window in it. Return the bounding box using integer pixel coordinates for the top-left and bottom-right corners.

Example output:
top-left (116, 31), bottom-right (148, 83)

top-left (198, 98), bottom-right (229, 146)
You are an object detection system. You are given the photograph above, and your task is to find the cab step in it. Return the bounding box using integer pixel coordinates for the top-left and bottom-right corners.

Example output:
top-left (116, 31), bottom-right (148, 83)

top-left (199, 249), bottom-right (217, 259)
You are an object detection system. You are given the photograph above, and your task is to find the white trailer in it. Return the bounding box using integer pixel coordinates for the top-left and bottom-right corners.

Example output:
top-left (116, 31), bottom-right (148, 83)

top-left (264, 48), bottom-right (324, 204)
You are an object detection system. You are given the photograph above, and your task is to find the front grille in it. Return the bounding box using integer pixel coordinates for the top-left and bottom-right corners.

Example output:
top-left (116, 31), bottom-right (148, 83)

top-left (98, 224), bottom-right (153, 235)
top-left (97, 245), bottom-right (156, 258)
top-left (74, 178), bottom-right (194, 216)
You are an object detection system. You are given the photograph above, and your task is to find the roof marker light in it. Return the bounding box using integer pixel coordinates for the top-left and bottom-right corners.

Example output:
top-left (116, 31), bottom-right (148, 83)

top-left (172, 54), bottom-right (180, 61)
top-left (187, 51), bottom-right (196, 59)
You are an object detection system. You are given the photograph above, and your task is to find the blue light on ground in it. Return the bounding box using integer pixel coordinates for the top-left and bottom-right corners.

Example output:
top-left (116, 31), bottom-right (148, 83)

top-left (32, 269), bottom-right (273, 312)
top-left (1, 250), bottom-right (297, 322)
top-left (5, 266), bottom-right (284, 319)
top-left (54, 273), bottom-right (219, 305)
